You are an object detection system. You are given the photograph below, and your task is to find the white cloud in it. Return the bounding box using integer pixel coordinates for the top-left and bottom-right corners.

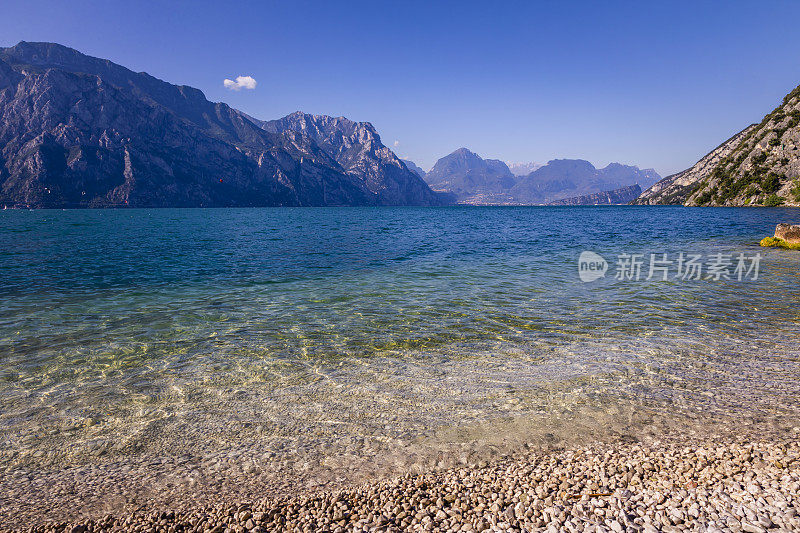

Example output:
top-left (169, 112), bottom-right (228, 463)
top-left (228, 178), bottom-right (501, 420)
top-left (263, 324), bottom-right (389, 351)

top-left (393, 140), bottom-right (400, 147)
top-left (223, 75), bottom-right (257, 91)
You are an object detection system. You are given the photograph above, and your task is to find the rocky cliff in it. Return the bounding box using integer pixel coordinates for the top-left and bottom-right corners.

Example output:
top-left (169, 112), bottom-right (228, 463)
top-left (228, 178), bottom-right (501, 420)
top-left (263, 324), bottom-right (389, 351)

top-left (0, 42), bottom-right (443, 208)
top-left (632, 127), bottom-right (756, 205)
top-left (547, 184), bottom-right (642, 206)
top-left (635, 83), bottom-right (800, 206)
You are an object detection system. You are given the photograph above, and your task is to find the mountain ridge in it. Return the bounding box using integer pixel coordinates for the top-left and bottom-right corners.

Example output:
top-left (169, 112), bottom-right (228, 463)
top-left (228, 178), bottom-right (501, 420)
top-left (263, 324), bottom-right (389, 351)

top-left (510, 159), bottom-right (659, 204)
top-left (250, 111), bottom-right (441, 206)
top-left (0, 41), bottom-right (443, 208)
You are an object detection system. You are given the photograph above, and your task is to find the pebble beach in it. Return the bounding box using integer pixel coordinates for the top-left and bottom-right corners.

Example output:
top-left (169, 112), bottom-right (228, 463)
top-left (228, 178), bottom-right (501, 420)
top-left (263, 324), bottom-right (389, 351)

top-left (19, 432), bottom-right (800, 533)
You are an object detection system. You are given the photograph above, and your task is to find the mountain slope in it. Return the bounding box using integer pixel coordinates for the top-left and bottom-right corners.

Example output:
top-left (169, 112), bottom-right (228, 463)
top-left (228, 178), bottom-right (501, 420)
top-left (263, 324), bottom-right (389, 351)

top-left (0, 42), bottom-right (441, 208)
top-left (547, 184), bottom-right (642, 206)
top-left (424, 148), bottom-right (518, 204)
top-left (636, 83), bottom-right (800, 206)
top-left (252, 112), bottom-right (442, 206)
top-left (401, 159), bottom-right (426, 179)
top-left (632, 127), bottom-right (756, 205)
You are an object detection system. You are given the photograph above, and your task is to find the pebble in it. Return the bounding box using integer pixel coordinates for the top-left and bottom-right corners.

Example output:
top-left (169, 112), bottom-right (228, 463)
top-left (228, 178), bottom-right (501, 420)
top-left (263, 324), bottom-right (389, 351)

top-left (11, 437), bottom-right (799, 532)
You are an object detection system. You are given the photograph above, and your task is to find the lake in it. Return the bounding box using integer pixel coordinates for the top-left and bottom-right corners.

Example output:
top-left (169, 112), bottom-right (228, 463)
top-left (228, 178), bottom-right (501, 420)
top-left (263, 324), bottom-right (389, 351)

top-left (1, 206), bottom-right (799, 521)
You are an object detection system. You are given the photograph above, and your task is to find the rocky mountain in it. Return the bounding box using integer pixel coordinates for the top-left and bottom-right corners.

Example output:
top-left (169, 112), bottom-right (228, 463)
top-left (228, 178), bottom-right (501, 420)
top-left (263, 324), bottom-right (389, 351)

top-left (249, 112), bottom-right (442, 206)
top-left (401, 159), bottom-right (426, 179)
top-left (547, 184), bottom-right (642, 206)
top-left (0, 41), bottom-right (443, 208)
top-left (635, 83), bottom-right (800, 206)
top-left (507, 161), bottom-right (542, 176)
top-left (509, 159), bottom-right (659, 204)
top-left (424, 148), bottom-right (518, 204)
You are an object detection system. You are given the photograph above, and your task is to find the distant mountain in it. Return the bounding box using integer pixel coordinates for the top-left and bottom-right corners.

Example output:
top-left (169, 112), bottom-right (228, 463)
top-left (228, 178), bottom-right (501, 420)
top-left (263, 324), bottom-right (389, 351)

top-left (0, 41), bottom-right (443, 208)
top-left (401, 159), bottom-right (426, 179)
top-left (507, 161), bottom-right (542, 176)
top-left (601, 163), bottom-right (661, 190)
top-left (547, 184), bottom-right (642, 206)
top-left (424, 148), bottom-right (518, 204)
top-left (510, 159), bottom-right (660, 204)
top-left (424, 147), bottom-right (658, 205)
top-left (635, 83), bottom-right (800, 206)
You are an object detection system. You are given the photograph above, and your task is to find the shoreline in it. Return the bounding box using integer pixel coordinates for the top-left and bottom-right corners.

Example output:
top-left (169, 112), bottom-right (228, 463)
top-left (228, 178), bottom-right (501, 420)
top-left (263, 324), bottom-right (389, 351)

top-left (16, 432), bottom-right (800, 532)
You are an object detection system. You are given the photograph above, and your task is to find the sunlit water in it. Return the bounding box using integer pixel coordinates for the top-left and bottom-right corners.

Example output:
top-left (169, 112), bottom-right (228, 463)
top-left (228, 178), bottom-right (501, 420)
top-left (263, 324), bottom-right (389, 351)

top-left (1, 206), bottom-right (799, 523)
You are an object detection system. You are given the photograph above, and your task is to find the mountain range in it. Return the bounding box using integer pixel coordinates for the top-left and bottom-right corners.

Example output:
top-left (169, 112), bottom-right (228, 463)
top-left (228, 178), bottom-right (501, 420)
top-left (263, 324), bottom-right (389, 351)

top-left (635, 83), bottom-right (800, 206)
top-left (10, 41), bottom-right (791, 210)
top-left (418, 148), bottom-right (659, 205)
top-left (0, 42), bottom-right (443, 208)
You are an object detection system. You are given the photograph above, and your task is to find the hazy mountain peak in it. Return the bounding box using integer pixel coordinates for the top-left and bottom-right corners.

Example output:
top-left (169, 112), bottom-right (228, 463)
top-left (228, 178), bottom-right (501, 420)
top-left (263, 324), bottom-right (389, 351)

top-left (543, 158), bottom-right (596, 172)
top-left (424, 148), bottom-right (517, 203)
top-left (507, 161), bottom-right (542, 176)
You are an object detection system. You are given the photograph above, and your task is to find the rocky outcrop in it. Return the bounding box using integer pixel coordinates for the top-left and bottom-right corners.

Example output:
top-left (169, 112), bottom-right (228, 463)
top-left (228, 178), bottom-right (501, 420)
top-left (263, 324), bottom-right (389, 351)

top-left (547, 184), bottom-right (642, 206)
top-left (424, 148), bottom-right (518, 204)
top-left (759, 224), bottom-right (800, 250)
top-left (635, 83), bottom-right (800, 206)
top-left (0, 41), bottom-right (443, 208)
top-left (775, 223), bottom-right (800, 243)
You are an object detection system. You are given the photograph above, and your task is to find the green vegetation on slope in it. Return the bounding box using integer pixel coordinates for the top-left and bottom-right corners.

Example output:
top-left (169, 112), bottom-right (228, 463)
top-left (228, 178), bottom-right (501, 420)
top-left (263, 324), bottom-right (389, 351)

top-left (688, 84), bottom-right (800, 206)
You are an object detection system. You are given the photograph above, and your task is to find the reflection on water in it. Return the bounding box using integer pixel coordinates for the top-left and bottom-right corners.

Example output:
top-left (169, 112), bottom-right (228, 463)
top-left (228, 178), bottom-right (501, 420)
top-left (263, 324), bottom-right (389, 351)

top-left (0, 206), bottom-right (799, 521)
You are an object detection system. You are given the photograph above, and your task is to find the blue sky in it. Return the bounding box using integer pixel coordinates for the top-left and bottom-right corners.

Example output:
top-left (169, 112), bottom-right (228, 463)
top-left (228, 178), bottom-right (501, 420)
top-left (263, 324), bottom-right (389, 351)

top-left (2, 0), bottom-right (800, 176)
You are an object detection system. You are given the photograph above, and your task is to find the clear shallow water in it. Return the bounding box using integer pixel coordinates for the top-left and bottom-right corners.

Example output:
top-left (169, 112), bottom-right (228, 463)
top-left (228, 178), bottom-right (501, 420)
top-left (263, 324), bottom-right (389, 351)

top-left (1, 206), bottom-right (800, 522)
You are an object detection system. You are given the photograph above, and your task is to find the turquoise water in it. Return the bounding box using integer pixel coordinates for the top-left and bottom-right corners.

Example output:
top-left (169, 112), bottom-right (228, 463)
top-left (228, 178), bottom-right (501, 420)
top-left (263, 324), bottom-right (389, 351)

top-left (1, 206), bottom-right (800, 520)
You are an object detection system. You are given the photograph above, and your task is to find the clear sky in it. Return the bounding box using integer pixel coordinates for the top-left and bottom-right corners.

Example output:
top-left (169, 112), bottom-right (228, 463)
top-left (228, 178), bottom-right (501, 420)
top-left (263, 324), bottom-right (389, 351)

top-left (2, 0), bottom-right (800, 176)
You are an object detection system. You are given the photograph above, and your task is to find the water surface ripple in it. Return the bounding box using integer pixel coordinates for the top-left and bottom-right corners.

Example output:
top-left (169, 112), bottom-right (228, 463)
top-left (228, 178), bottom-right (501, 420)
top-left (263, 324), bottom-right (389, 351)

top-left (1, 206), bottom-right (799, 523)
